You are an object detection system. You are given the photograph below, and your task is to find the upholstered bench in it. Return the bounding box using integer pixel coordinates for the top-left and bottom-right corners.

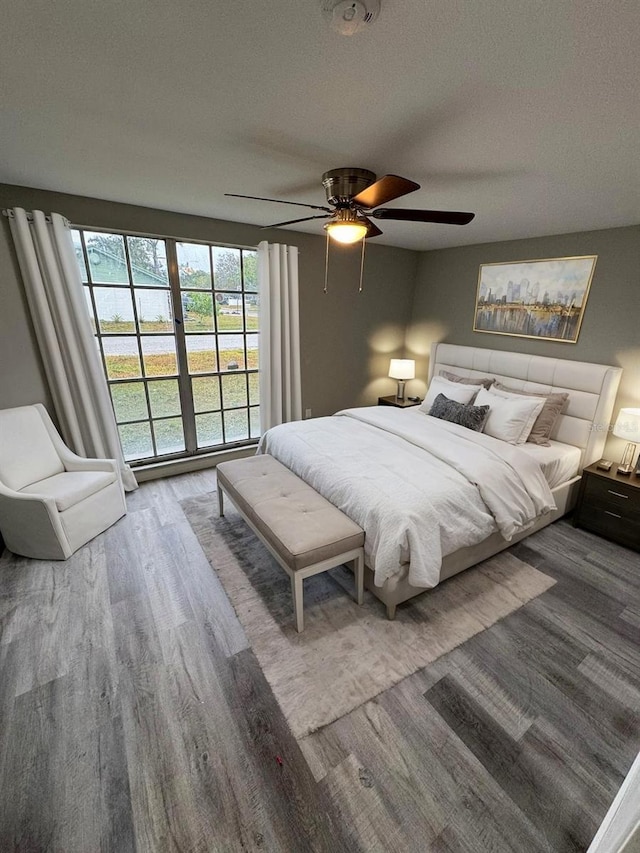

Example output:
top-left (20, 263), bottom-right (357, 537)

top-left (216, 454), bottom-right (365, 632)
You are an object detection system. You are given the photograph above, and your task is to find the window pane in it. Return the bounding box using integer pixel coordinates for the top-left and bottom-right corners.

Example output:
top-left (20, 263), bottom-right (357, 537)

top-left (224, 408), bottom-right (249, 442)
top-left (84, 232), bottom-right (129, 284)
top-left (93, 287), bottom-right (136, 333)
top-left (147, 379), bottom-right (181, 418)
top-left (72, 230), bottom-right (88, 281)
top-left (217, 302), bottom-right (243, 332)
top-left (103, 337), bottom-right (141, 379)
top-left (245, 294), bottom-right (258, 330)
top-left (196, 412), bottom-right (223, 448)
top-left (118, 422), bottom-right (154, 461)
top-left (83, 287), bottom-right (96, 333)
top-left (218, 291), bottom-right (243, 311)
top-left (183, 291), bottom-right (214, 332)
top-left (153, 417), bottom-right (185, 455)
top-left (177, 242), bottom-right (211, 289)
top-left (110, 382), bottom-right (148, 423)
top-left (250, 406), bottom-right (261, 439)
top-left (141, 337), bottom-right (177, 376)
top-left (243, 250), bottom-right (257, 293)
top-left (221, 373), bottom-right (247, 409)
top-left (76, 228), bottom-right (259, 464)
top-left (219, 342), bottom-right (245, 371)
top-left (127, 237), bottom-right (168, 286)
top-left (246, 334), bottom-right (259, 369)
top-left (248, 372), bottom-right (259, 406)
top-left (213, 247), bottom-right (241, 291)
top-left (135, 289), bottom-right (173, 332)
top-left (192, 376), bottom-right (221, 413)
top-left (186, 335), bottom-right (217, 373)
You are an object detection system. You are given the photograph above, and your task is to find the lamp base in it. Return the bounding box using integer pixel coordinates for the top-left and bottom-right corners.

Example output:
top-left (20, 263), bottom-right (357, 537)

top-left (396, 380), bottom-right (406, 401)
top-left (618, 442), bottom-right (637, 475)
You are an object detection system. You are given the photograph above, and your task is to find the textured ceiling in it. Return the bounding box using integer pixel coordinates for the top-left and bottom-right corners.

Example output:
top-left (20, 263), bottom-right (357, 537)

top-left (1, 0), bottom-right (638, 250)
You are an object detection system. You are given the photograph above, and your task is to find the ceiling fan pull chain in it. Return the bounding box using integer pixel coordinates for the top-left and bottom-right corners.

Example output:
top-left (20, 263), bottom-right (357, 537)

top-left (324, 231), bottom-right (330, 294)
top-left (358, 237), bottom-right (366, 292)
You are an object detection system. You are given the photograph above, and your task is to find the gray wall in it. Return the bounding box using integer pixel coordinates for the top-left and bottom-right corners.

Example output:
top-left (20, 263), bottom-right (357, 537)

top-left (0, 184), bottom-right (418, 419)
top-left (405, 224), bottom-right (640, 459)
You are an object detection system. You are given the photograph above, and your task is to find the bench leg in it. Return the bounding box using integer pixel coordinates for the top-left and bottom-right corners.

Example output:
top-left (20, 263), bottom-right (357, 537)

top-left (353, 551), bottom-right (364, 606)
top-left (386, 603), bottom-right (397, 621)
top-left (217, 484), bottom-right (224, 517)
top-left (291, 574), bottom-right (304, 632)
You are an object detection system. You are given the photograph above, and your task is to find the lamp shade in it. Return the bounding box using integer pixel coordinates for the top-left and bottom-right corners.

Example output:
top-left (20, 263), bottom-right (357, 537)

top-left (388, 359), bottom-right (415, 380)
top-left (324, 220), bottom-right (368, 244)
top-left (612, 408), bottom-right (640, 441)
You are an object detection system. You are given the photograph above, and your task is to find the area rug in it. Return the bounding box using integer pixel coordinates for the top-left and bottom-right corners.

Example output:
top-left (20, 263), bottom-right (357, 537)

top-left (182, 495), bottom-right (556, 739)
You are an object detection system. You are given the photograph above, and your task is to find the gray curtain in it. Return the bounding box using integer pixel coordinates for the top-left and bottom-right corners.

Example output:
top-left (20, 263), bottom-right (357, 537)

top-left (8, 208), bottom-right (137, 491)
top-left (257, 241), bottom-right (302, 431)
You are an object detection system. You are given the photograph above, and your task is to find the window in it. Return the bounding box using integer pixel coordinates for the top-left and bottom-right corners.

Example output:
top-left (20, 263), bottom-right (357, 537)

top-left (72, 228), bottom-right (259, 464)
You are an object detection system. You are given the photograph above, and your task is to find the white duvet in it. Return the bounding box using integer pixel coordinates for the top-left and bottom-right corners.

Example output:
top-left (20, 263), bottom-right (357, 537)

top-left (259, 407), bottom-right (555, 589)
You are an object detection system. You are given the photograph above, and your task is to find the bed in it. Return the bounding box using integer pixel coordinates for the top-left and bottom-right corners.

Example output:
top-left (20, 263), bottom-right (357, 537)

top-left (260, 343), bottom-right (622, 618)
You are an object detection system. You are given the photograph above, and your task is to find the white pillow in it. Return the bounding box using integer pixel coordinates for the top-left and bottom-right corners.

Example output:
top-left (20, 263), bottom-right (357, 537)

top-left (485, 384), bottom-right (540, 402)
top-left (420, 376), bottom-right (480, 412)
top-left (474, 386), bottom-right (546, 445)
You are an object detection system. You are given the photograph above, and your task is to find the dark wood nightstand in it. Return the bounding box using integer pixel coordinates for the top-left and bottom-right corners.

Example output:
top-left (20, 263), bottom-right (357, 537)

top-left (574, 462), bottom-right (640, 551)
top-left (378, 396), bottom-right (421, 409)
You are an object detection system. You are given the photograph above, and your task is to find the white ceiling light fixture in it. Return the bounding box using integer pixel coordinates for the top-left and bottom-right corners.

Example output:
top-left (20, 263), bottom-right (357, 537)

top-left (324, 209), bottom-right (368, 244)
top-left (321, 0), bottom-right (381, 36)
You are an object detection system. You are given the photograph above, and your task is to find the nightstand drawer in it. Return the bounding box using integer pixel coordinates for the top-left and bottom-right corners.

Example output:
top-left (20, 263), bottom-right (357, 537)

top-left (575, 464), bottom-right (640, 551)
top-left (584, 474), bottom-right (638, 505)
top-left (576, 504), bottom-right (640, 550)
top-left (584, 476), bottom-right (640, 520)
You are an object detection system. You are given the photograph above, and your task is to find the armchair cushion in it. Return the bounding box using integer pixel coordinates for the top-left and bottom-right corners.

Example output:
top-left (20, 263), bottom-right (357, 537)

top-left (0, 406), bottom-right (64, 491)
top-left (20, 470), bottom-right (117, 512)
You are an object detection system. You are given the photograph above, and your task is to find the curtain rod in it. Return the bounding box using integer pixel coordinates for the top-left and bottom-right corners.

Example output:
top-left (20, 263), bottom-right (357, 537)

top-left (3, 210), bottom-right (299, 253)
top-left (69, 222), bottom-right (260, 252)
top-left (2, 209), bottom-right (71, 227)
top-left (3, 209), bottom-right (50, 222)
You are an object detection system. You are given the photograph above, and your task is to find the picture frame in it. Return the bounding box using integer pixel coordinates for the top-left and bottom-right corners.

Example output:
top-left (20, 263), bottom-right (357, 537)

top-left (473, 255), bottom-right (597, 343)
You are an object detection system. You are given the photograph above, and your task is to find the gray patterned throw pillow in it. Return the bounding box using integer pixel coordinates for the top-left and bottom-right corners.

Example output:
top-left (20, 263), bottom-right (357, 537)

top-left (429, 393), bottom-right (491, 432)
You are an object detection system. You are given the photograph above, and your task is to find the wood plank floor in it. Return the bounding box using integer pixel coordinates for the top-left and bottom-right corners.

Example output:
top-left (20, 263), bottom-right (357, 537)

top-left (0, 470), bottom-right (639, 852)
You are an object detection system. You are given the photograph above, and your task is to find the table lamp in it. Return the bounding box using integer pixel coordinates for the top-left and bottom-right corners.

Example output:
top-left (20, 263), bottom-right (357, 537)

top-left (612, 408), bottom-right (640, 474)
top-left (389, 359), bottom-right (415, 401)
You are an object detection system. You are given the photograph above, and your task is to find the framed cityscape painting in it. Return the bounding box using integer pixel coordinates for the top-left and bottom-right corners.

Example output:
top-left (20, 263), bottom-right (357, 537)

top-left (473, 255), bottom-right (597, 343)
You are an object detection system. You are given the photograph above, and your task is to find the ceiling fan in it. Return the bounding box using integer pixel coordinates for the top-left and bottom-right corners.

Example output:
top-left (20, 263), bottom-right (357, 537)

top-left (225, 167), bottom-right (475, 245)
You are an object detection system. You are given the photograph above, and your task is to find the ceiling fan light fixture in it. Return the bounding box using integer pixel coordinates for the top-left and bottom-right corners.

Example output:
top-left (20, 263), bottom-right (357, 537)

top-left (324, 210), bottom-right (368, 243)
top-left (325, 221), bottom-right (368, 244)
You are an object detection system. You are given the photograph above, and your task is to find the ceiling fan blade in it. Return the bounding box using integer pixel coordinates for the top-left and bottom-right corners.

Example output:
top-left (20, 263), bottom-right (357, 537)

top-left (352, 175), bottom-right (420, 209)
top-left (361, 217), bottom-right (383, 239)
top-left (372, 208), bottom-right (475, 225)
top-left (225, 193), bottom-right (331, 213)
top-left (262, 214), bottom-right (333, 229)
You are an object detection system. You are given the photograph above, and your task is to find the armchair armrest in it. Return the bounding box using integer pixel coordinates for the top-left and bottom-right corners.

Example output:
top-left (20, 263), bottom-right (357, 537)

top-left (36, 407), bottom-right (118, 475)
top-left (62, 453), bottom-right (118, 474)
top-left (59, 452), bottom-right (125, 497)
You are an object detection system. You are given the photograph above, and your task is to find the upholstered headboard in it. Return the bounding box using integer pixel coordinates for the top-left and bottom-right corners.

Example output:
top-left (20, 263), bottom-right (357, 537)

top-left (429, 343), bottom-right (622, 467)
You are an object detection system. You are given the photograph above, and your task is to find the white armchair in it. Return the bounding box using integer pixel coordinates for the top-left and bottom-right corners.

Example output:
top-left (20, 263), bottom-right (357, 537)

top-left (0, 404), bottom-right (127, 560)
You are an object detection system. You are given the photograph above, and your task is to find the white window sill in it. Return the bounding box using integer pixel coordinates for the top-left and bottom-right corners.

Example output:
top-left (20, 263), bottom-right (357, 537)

top-left (133, 443), bottom-right (259, 483)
